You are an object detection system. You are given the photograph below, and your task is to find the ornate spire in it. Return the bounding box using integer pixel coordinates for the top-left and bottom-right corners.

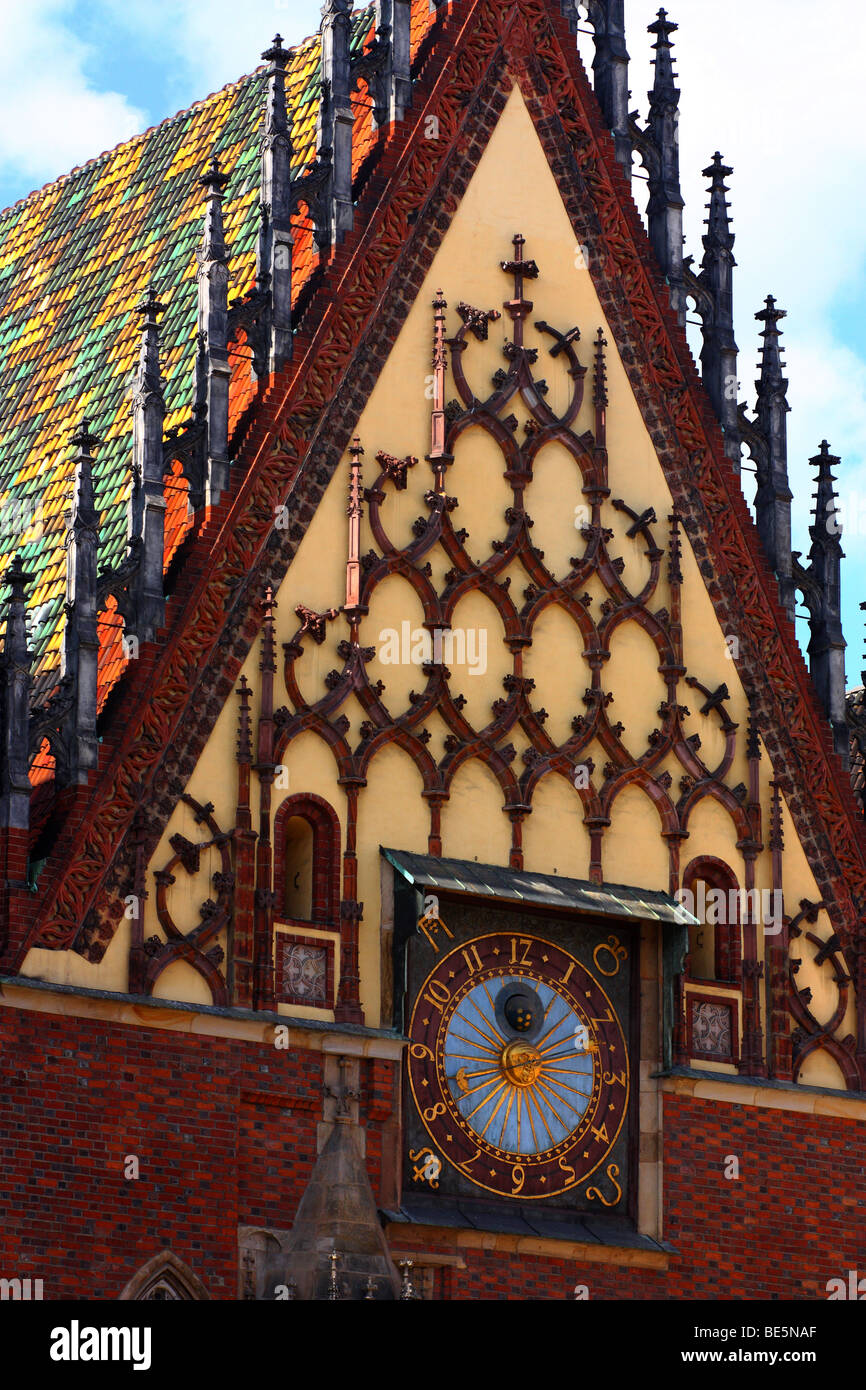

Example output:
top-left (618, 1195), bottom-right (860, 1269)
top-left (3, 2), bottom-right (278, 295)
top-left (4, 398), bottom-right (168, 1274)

top-left (62, 419), bottom-right (101, 782)
top-left (753, 296), bottom-right (794, 621)
top-left (589, 0), bottom-right (632, 178)
top-left (236, 673), bottom-right (253, 767)
top-left (129, 284), bottom-right (166, 641)
top-left (698, 153), bottom-right (740, 469)
top-left (194, 155), bottom-right (231, 507)
top-left (430, 291), bottom-right (448, 463)
top-left (346, 437), bottom-right (364, 611)
top-left (318, 0), bottom-right (355, 246)
top-left (1, 556), bottom-right (32, 830)
top-left (806, 441), bottom-right (848, 759)
top-left (593, 327), bottom-right (608, 445)
top-left (281, 1116), bottom-right (401, 1298)
top-left (351, 1), bottom-right (393, 129)
top-left (386, 0), bottom-right (411, 125)
top-left (257, 34), bottom-right (294, 374)
top-left (646, 10), bottom-right (685, 324)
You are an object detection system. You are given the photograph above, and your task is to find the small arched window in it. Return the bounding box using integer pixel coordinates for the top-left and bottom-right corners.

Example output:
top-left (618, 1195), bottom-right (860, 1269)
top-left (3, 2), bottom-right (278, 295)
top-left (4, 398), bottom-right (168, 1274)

top-left (273, 794), bottom-right (341, 926)
top-left (118, 1251), bottom-right (210, 1301)
top-left (682, 857), bottom-right (742, 986)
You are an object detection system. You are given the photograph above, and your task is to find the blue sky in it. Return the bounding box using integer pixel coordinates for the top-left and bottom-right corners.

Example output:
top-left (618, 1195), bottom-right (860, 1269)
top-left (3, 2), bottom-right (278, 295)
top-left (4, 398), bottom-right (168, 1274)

top-left (1, 0), bottom-right (863, 683)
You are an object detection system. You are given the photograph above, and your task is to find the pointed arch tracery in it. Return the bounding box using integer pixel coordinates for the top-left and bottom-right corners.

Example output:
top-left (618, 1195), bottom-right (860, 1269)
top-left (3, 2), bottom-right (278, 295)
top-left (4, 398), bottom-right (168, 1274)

top-left (221, 235), bottom-right (792, 1041)
top-left (118, 1250), bottom-right (210, 1301)
top-left (273, 792), bottom-right (341, 926)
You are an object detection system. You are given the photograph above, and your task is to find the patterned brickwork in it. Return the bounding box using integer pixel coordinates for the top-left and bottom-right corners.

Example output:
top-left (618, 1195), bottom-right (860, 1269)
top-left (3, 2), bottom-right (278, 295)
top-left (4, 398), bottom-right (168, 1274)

top-left (1, 1002), bottom-right (862, 1299)
top-left (400, 1091), bottom-right (866, 1299)
top-left (0, 1003), bottom-right (387, 1299)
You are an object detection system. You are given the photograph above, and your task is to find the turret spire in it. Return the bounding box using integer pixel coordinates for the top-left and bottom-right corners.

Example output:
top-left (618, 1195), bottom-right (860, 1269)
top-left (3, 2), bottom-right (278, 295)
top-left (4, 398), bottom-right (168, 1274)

top-left (589, 0), bottom-right (632, 178)
top-left (129, 283), bottom-right (166, 641)
top-left (0, 557), bottom-right (32, 831)
top-left (753, 296), bottom-right (794, 621)
top-left (646, 10), bottom-right (684, 324)
top-left (62, 419), bottom-right (101, 783)
top-left (806, 441), bottom-right (847, 759)
top-left (385, 0), bottom-right (411, 125)
top-left (318, 0), bottom-right (355, 247)
top-left (256, 34), bottom-right (294, 374)
top-left (194, 155), bottom-right (231, 507)
top-left (698, 153), bottom-right (740, 469)
top-left (346, 437), bottom-right (364, 612)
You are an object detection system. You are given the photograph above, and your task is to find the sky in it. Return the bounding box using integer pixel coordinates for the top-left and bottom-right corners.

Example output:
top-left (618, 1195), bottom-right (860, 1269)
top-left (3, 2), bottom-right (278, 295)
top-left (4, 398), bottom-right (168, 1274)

top-left (0, 0), bottom-right (863, 680)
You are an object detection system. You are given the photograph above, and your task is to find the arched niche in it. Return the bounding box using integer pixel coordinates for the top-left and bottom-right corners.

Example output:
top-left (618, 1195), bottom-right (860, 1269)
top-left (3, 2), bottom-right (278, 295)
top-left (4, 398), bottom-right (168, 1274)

top-left (273, 793), bottom-right (341, 927)
top-left (118, 1250), bottom-right (210, 1301)
top-left (682, 855), bottom-right (742, 985)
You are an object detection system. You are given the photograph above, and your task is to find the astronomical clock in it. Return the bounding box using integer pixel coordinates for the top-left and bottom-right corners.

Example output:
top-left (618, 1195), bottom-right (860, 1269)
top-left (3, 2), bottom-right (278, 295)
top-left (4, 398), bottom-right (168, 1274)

top-left (396, 895), bottom-right (637, 1221)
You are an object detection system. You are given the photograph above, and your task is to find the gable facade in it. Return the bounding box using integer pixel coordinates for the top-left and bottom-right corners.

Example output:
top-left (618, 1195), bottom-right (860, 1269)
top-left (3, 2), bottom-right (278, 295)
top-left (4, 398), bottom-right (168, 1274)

top-left (1, 0), bottom-right (864, 1301)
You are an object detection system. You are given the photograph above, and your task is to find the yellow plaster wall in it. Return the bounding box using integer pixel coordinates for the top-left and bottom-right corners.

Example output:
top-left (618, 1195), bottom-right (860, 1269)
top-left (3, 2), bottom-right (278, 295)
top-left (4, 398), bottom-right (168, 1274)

top-left (20, 85), bottom-right (856, 1088)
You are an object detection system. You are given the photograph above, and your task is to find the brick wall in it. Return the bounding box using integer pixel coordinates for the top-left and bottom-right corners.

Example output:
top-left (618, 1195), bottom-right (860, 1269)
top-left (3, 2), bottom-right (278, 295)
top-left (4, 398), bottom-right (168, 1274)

top-left (407, 1094), bottom-right (866, 1299)
top-left (661, 1092), bottom-right (866, 1301)
top-left (0, 1006), bottom-right (393, 1299)
top-left (1, 1004), bottom-right (863, 1300)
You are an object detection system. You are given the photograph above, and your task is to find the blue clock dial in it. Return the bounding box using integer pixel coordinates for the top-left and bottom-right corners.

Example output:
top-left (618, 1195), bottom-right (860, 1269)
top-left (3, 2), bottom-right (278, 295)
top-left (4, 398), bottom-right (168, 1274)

top-left (442, 976), bottom-right (594, 1155)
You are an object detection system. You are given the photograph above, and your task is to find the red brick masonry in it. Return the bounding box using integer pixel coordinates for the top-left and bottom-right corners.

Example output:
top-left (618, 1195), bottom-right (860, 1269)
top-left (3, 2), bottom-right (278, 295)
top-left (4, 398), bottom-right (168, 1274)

top-left (1, 1006), bottom-right (862, 1299)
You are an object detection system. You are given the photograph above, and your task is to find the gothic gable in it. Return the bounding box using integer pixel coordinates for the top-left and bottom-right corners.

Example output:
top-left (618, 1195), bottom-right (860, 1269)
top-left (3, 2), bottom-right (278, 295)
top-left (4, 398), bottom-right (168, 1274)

top-left (9, 0), bottom-right (865, 1090)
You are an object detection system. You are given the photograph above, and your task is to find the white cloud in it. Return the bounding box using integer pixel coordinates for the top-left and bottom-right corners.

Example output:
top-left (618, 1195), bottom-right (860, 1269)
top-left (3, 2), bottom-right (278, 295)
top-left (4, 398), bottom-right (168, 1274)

top-left (0, 1), bottom-right (146, 193)
top-left (110, 0), bottom-right (324, 100)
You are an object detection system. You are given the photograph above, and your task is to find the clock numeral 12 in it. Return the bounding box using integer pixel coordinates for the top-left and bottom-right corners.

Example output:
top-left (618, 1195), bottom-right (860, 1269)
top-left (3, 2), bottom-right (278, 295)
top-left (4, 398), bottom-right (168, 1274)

top-left (510, 938), bottom-right (533, 966)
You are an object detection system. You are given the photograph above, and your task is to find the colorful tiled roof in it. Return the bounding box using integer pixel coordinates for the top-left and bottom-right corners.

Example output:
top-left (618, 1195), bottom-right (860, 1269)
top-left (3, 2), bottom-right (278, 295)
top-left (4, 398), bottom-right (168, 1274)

top-left (0, 2), bottom-right (435, 725)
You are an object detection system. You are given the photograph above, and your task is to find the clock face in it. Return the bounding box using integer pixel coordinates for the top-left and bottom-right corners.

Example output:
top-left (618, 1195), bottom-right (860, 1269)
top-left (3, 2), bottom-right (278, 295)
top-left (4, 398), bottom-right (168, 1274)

top-left (407, 931), bottom-right (629, 1200)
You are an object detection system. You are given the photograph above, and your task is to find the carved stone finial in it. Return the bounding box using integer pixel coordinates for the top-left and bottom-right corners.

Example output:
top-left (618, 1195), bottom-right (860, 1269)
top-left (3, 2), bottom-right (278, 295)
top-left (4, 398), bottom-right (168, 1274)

top-left (318, 0), bottom-right (354, 246)
top-left (236, 674), bottom-right (253, 764)
top-left (702, 152), bottom-right (734, 249)
top-left (645, 9), bottom-right (684, 324)
top-left (129, 279), bottom-right (167, 642)
top-left (346, 438), bottom-right (364, 611)
top-left (194, 153), bottom-right (232, 507)
top-left (199, 153), bottom-right (230, 198)
top-left (430, 292), bottom-right (449, 462)
top-left (697, 153), bottom-right (739, 469)
top-left (1, 556), bottom-right (33, 830)
top-left (753, 295), bottom-right (794, 621)
top-left (593, 328), bottom-right (608, 443)
top-left (802, 441), bottom-right (847, 759)
top-left (589, 0), bottom-right (632, 176)
top-left (62, 418), bottom-right (101, 783)
top-left (257, 28), bottom-right (294, 373)
top-left (327, 1248), bottom-right (343, 1301)
top-left (398, 1258), bottom-right (417, 1300)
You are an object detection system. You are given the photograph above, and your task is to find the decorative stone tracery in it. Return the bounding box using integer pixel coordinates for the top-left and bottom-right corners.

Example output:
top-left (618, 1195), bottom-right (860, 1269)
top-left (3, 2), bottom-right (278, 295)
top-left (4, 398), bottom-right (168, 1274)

top-left (271, 240), bottom-right (755, 907)
top-left (14, 0), bottom-right (861, 1085)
